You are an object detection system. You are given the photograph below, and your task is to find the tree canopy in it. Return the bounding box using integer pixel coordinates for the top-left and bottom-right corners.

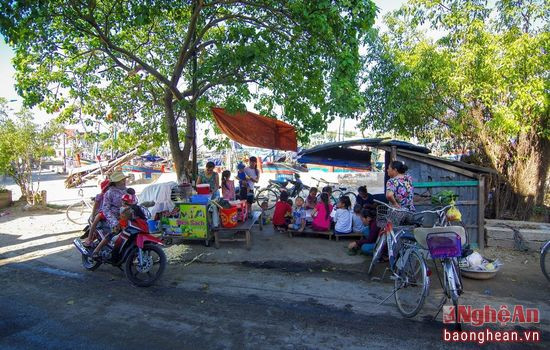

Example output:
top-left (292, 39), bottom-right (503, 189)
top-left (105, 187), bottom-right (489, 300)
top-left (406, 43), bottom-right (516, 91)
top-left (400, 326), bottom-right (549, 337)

top-left (0, 100), bottom-right (62, 203)
top-left (0, 0), bottom-right (377, 181)
top-left (361, 0), bottom-right (549, 218)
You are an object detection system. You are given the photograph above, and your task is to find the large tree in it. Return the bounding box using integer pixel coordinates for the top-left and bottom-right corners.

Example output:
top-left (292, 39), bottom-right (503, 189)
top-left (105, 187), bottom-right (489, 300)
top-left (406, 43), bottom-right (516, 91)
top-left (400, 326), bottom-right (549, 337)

top-left (362, 0), bottom-right (549, 219)
top-left (0, 0), bottom-right (376, 182)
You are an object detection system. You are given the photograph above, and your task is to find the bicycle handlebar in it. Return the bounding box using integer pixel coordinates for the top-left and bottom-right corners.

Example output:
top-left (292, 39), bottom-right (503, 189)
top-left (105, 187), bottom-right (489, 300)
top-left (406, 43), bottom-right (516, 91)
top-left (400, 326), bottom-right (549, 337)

top-left (415, 205), bottom-right (453, 215)
top-left (373, 199), bottom-right (413, 213)
top-left (311, 176), bottom-right (338, 186)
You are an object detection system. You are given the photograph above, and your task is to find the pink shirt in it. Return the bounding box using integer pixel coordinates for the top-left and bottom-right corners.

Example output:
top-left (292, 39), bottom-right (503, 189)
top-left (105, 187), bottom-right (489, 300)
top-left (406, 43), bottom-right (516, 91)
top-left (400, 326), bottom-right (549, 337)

top-left (312, 202), bottom-right (333, 231)
top-left (222, 179), bottom-right (236, 201)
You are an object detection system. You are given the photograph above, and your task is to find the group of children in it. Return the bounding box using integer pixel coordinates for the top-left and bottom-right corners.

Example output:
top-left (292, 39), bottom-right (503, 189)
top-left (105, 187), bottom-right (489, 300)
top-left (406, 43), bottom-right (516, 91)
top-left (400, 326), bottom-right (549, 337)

top-left (220, 162), bottom-right (256, 203)
top-left (270, 186), bottom-right (380, 254)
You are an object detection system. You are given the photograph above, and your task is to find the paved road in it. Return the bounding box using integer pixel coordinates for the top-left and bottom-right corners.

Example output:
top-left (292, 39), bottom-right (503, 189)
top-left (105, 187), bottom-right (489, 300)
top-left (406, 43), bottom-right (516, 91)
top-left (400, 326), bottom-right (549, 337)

top-left (0, 258), bottom-right (546, 350)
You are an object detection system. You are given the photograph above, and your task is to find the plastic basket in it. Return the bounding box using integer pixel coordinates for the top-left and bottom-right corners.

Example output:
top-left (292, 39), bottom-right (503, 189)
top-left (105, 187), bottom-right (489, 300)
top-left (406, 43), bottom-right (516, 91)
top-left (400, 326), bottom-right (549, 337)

top-left (220, 206), bottom-right (238, 228)
top-left (426, 232), bottom-right (462, 259)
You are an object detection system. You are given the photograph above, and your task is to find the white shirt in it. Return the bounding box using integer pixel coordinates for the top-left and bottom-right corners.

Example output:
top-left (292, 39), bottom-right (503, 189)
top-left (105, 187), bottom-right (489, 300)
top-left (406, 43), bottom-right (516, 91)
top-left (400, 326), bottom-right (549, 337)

top-left (244, 167), bottom-right (258, 190)
top-left (331, 208), bottom-right (353, 233)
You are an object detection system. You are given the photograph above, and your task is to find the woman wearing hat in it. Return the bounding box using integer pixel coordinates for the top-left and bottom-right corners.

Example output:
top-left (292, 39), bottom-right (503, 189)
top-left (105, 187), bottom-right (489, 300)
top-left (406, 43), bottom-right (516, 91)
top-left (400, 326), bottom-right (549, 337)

top-left (100, 170), bottom-right (129, 231)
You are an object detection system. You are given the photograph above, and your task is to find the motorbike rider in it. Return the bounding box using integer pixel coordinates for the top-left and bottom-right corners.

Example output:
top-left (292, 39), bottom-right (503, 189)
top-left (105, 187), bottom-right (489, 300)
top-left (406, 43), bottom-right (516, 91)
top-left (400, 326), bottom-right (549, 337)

top-left (89, 171), bottom-right (129, 258)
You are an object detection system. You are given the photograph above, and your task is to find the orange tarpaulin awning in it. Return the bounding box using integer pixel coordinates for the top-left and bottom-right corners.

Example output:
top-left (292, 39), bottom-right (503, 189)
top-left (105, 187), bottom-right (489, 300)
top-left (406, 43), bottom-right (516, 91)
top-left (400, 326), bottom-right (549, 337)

top-left (211, 107), bottom-right (297, 151)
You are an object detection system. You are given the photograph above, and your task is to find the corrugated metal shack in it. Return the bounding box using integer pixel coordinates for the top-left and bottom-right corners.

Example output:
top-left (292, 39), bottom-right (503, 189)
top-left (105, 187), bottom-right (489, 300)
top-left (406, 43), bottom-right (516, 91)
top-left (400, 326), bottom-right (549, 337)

top-left (298, 138), bottom-right (496, 250)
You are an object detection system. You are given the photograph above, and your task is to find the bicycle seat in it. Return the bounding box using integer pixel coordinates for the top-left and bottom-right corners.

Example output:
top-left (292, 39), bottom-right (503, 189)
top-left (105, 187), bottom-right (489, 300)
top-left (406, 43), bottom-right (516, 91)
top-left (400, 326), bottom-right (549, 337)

top-left (254, 186), bottom-right (261, 189)
top-left (398, 230), bottom-right (416, 242)
top-left (338, 187), bottom-right (347, 191)
top-left (139, 201), bottom-right (155, 208)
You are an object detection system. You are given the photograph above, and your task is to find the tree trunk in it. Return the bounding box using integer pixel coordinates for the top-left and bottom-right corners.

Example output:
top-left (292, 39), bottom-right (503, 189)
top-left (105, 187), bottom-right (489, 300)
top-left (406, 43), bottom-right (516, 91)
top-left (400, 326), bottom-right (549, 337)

top-left (479, 128), bottom-right (549, 220)
top-left (181, 108), bottom-right (196, 182)
top-left (163, 89), bottom-right (187, 184)
top-left (469, 104), bottom-right (549, 220)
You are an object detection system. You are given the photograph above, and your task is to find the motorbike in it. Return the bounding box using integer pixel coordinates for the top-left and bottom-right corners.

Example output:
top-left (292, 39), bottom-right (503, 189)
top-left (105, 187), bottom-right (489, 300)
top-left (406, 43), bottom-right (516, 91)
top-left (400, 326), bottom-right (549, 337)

top-left (73, 201), bottom-right (167, 287)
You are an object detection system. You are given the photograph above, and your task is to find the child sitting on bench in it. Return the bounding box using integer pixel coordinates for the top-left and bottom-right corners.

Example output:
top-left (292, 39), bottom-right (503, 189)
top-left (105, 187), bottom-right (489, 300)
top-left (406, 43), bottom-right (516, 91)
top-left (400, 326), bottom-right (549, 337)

top-left (272, 191), bottom-right (292, 231)
top-left (311, 192), bottom-right (332, 231)
top-left (331, 195), bottom-right (352, 235)
top-left (290, 196), bottom-right (306, 232)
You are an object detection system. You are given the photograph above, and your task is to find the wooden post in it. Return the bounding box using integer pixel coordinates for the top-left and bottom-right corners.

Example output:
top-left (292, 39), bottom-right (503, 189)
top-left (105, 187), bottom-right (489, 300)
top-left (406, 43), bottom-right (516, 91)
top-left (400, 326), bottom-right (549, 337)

top-left (477, 175), bottom-right (486, 252)
top-left (390, 146), bottom-right (397, 162)
top-left (494, 175), bottom-right (500, 219)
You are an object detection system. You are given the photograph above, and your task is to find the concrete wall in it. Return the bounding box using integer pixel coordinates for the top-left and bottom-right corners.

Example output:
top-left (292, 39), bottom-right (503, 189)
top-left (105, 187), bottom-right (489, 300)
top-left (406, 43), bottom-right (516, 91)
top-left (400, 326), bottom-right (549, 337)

top-left (485, 219), bottom-right (550, 251)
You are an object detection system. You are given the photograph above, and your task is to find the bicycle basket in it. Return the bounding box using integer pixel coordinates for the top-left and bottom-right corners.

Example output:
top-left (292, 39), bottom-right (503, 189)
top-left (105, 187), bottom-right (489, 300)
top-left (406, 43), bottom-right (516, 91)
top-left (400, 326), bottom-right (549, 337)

top-left (426, 232), bottom-right (462, 259)
top-left (376, 206), bottom-right (409, 228)
top-left (376, 205), bottom-right (389, 228)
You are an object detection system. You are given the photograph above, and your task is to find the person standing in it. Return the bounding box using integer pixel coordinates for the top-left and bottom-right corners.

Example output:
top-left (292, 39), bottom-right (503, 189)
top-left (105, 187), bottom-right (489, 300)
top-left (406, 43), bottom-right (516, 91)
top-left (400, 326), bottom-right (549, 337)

top-left (386, 161), bottom-right (415, 211)
top-left (244, 156), bottom-right (260, 213)
top-left (196, 161), bottom-right (220, 199)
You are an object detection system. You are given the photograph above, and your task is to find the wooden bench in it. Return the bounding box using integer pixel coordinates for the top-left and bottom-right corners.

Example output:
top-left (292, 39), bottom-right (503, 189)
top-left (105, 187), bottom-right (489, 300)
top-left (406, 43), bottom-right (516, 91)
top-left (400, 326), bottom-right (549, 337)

top-left (287, 229), bottom-right (333, 240)
top-left (213, 211), bottom-right (263, 250)
top-left (333, 232), bottom-right (364, 241)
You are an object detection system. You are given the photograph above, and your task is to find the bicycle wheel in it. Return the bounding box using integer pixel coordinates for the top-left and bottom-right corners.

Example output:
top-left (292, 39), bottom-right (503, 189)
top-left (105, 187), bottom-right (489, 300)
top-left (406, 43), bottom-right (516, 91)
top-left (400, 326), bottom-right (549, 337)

top-left (367, 233), bottom-right (386, 276)
top-left (394, 249), bottom-right (429, 318)
top-left (444, 259), bottom-right (463, 330)
top-left (255, 188), bottom-right (278, 210)
top-left (66, 201), bottom-right (93, 225)
top-left (443, 259), bottom-right (460, 304)
top-left (541, 241), bottom-right (550, 282)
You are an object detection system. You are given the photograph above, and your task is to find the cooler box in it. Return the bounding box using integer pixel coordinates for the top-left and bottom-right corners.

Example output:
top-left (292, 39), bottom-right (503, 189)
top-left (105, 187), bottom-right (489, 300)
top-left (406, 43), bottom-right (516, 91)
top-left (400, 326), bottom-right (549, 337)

top-left (220, 206), bottom-right (238, 228)
top-left (191, 194), bottom-right (210, 205)
top-left (196, 184), bottom-right (211, 194)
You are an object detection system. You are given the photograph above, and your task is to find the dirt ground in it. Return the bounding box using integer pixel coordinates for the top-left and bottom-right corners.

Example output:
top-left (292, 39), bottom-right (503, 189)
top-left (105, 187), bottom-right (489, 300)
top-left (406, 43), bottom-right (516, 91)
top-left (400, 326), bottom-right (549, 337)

top-left (1, 201), bottom-right (548, 306)
top-left (1, 202), bottom-right (548, 349)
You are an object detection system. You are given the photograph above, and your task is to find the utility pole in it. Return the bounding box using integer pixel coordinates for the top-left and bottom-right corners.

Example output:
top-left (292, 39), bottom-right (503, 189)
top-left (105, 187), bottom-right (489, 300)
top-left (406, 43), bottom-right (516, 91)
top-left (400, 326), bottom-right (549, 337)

top-left (62, 132), bottom-right (67, 173)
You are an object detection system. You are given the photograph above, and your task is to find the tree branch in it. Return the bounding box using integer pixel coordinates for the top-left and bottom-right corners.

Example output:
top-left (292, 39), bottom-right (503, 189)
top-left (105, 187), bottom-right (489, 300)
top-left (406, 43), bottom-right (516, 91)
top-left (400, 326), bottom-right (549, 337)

top-left (171, 0), bottom-right (203, 85)
top-left (80, 14), bottom-right (184, 100)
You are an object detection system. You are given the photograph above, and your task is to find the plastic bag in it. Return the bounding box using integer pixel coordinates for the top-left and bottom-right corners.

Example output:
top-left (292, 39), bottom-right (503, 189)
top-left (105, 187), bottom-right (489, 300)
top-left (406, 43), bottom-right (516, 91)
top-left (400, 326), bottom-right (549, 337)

top-left (446, 205), bottom-right (462, 222)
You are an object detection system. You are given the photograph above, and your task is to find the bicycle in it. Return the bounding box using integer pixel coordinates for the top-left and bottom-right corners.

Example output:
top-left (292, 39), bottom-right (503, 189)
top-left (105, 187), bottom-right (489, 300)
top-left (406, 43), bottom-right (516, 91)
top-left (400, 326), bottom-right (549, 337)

top-left (66, 186), bottom-right (95, 225)
top-left (370, 200), bottom-right (468, 326)
top-left (309, 177), bottom-right (357, 205)
top-left (255, 173), bottom-right (309, 210)
top-left (541, 239), bottom-right (550, 282)
top-left (413, 223), bottom-right (467, 330)
top-left (368, 200), bottom-right (429, 318)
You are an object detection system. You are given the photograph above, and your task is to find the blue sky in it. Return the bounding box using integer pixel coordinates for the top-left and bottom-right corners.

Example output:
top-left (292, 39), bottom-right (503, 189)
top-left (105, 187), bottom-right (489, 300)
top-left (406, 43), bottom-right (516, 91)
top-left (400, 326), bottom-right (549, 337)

top-left (0, 0), bottom-right (406, 123)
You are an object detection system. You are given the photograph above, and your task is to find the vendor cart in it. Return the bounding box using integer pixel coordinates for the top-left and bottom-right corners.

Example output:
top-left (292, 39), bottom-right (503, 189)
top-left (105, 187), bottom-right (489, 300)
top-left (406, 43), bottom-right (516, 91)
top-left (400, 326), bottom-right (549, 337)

top-left (160, 202), bottom-right (213, 246)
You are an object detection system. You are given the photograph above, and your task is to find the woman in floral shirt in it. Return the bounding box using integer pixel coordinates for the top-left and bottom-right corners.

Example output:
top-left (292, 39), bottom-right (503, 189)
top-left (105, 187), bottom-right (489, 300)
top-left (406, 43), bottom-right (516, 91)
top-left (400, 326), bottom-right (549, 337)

top-left (101, 171), bottom-right (128, 229)
top-left (386, 161), bottom-right (415, 211)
